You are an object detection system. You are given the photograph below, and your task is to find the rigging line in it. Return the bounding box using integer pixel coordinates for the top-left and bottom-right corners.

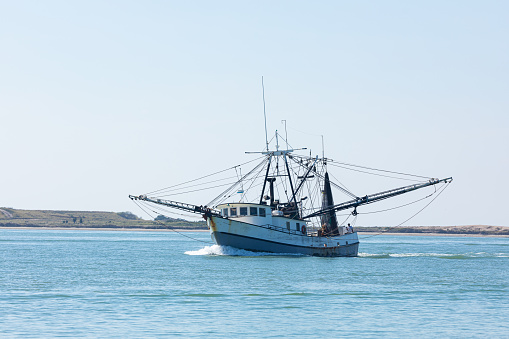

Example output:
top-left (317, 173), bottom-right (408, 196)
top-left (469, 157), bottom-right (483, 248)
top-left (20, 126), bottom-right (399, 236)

top-left (360, 182), bottom-right (451, 240)
top-left (314, 166), bottom-right (358, 199)
top-left (291, 154), bottom-right (332, 165)
top-left (144, 155), bottom-right (265, 195)
top-left (209, 170), bottom-right (260, 205)
top-left (214, 158), bottom-right (267, 206)
top-left (327, 171), bottom-right (354, 196)
top-left (285, 125), bottom-right (323, 138)
top-left (281, 159), bottom-right (293, 203)
top-left (303, 167), bottom-right (324, 218)
top-left (151, 175), bottom-right (240, 195)
top-left (153, 182), bottom-right (238, 198)
top-left (275, 130), bottom-right (297, 152)
top-left (138, 200), bottom-right (201, 221)
top-left (207, 156), bottom-right (268, 206)
top-left (239, 182), bottom-right (266, 205)
top-left (280, 156), bottom-right (300, 205)
top-left (235, 167), bottom-right (241, 181)
top-left (143, 200), bottom-right (203, 220)
top-left (289, 154), bottom-right (357, 199)
top-left (240, 164), bottom-right (269, 202)
top-left (136, 201), bottom-right (209, 240)
top-left (300, 174), bottom-right (315, 218)
top-left (338, 213), bottom-right (352, 227)
top-left (293, 160), bottom-right (309, 207)
top-left (132, 200), bottom-right (213, 244)
top-left (328, 162), bottom-right (425, 182)
top-left (293, 158), bottom-right (317, 206)
top-left (259, 134), bottom-right (277, 153)
top-left (358, 186), bottom-right (437, 215)
top-left (290, 154), bottom-right (317, 161)
top-left (215, 175), bottom-right (267, 206)
top-left (328, 160), bottom-right (432, 179)
top-left (351, 214), bottom-right (358, 227)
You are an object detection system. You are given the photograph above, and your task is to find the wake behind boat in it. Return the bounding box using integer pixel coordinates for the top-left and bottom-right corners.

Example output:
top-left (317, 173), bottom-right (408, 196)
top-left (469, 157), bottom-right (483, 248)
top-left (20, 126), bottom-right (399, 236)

top-left (129, 130), bottom-right (452, 257)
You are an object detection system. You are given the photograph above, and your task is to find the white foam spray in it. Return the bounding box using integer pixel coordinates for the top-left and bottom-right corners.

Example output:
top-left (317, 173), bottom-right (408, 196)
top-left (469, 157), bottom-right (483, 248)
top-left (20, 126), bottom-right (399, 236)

top-left (185, 245), bottom-right (303, 256)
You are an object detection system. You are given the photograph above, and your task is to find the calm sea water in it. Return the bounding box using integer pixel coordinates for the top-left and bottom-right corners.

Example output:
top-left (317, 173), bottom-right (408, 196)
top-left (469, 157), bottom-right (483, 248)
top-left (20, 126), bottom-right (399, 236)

top-left (0, 229), bottom-right (508, 338)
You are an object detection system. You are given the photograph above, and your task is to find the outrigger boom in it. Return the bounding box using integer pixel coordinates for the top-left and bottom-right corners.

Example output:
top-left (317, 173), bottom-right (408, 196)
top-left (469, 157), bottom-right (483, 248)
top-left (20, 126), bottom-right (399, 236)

top-left (304, 177), bottom-right (453, 219)
top-left (129, 195), bottom-right (220, 218)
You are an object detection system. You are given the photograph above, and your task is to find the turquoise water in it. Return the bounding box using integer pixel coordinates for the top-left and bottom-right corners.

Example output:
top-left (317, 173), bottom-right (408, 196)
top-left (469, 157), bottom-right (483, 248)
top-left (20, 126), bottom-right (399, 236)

top-left (1, 230), bottom-right (508, 338)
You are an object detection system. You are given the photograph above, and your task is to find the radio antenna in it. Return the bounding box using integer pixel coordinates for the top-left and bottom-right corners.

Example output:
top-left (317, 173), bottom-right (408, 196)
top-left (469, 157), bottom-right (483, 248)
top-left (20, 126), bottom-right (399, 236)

top-left (282, 119), bottom-right (289, 150)
top-left (262, 76), bottom-right (269, 152)
top-left (321, 135), bottom-right (325, 160)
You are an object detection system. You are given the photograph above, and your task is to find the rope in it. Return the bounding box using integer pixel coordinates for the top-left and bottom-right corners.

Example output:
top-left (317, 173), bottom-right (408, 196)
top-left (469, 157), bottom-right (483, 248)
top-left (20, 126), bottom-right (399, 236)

top-left (358, 186), bottom-right (436, 215)
top-left (310, 166), bottom-right (357, 199)
top-left (151, 175), bottom-right (239, 196)
top-left (154, 181), bottom-right (237, 198)
top-left (133, 200), bottom-right (214, 244)
top-left (239, 167), bottom-right (270, 203)
top-left (328, 162), bottom-right (425, 182)
top-left (327, 171), bottom-right (354, 197)
top-left (359, 182), bottom-right (451, 239)
top-left (145, 155), bottom-right (265, 195)
top-left (289, 155), bottom-right (358, 198)
top-left (207, 156), bottom-right (268, 206)
top-left (141, 200), bottom-right (203, 220)
top-left (329, 160), bottom-right (432, 180)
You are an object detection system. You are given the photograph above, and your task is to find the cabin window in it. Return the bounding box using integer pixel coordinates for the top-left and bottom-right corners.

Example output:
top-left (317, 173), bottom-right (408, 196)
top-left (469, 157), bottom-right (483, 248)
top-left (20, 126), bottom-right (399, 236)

top-left (239, 207), bottom-right (248, 216)
top-left (222, 208), bottom-right (228, 217)
top-left (250, 207), bottom-right (258, 216)
top-left (230, 208), bottom-right (237, 217)
top-left (286, 221), bottom-right (290, 230)
top-left (296, 223), bottom-right (300, 231)
top-left (259, 208), bottom-right (266, 217)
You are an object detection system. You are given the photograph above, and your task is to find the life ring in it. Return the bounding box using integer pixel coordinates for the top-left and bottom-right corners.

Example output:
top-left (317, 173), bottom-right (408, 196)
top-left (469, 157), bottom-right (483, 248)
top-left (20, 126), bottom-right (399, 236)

top-left (301, 225), bottom-right (306, 234)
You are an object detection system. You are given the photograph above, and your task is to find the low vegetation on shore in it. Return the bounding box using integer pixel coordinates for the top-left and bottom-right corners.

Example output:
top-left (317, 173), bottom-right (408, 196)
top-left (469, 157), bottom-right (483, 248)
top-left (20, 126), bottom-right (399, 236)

top-left (1, 208), bottom-right (507, 235)
top-left (0, 208), bottom-right (206, 230)
top-left (355, 225), bottom-right (509, 236)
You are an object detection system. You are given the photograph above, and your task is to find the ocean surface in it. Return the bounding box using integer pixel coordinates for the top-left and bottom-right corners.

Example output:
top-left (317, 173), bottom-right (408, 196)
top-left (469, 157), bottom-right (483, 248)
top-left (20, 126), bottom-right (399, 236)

top-left (0, 229), bottom-right (508, 338)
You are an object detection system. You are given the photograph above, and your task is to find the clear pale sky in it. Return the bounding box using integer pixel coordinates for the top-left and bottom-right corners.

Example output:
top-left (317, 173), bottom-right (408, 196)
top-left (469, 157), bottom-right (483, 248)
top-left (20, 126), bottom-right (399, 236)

top-left (1, 1), bottom-right (507, 226)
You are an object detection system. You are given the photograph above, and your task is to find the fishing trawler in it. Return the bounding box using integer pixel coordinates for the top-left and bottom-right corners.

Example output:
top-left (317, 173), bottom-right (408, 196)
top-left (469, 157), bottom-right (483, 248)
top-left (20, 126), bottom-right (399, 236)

top-left (129, 130), bottom-right (452, 257)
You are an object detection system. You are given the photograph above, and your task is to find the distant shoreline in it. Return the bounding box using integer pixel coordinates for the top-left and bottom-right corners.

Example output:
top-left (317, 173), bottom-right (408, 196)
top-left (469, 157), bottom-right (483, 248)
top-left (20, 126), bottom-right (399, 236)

top-left (2, 208), bottom-right (507, 237)
top-left (1, 226), bottom-right (508, 237)
top-left (0, 226), bottom-right (207, 232)
top-left (357, 232), bottom-right (509, 238)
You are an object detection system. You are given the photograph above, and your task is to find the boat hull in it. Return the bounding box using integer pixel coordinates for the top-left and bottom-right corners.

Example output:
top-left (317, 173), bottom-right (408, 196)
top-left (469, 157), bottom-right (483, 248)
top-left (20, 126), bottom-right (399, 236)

top-left (208, 216), bottom-right (359, 257)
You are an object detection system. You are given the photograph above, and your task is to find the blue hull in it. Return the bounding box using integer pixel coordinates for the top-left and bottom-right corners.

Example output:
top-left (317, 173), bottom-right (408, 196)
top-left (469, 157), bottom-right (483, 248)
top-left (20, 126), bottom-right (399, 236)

top-left (212, 231), bottom-right (359, 257)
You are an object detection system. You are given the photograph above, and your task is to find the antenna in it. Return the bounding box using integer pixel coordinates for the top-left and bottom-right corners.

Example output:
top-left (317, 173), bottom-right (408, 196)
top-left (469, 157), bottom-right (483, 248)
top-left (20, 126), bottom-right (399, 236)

top-left (262, 76), bottom-right (269, 152)
top-left (321, 135), bottom-right (325, 159)
top-left (281, 120), bottom-right (289, 150)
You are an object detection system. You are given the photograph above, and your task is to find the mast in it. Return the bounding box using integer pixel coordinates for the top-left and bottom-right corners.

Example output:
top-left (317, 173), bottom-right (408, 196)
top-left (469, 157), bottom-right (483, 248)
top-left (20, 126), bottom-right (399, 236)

top-left (259, 156), bottom-right (272, 204)
top-left (284, 154), bottom-right (297, 209)
top-left (267, 177), bottom-right (277, 207)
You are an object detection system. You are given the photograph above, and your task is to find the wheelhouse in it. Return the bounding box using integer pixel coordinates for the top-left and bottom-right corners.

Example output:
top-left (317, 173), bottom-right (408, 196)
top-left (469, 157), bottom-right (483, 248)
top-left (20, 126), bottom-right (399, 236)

top-left (217, 202), bottom-right (307, 235)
